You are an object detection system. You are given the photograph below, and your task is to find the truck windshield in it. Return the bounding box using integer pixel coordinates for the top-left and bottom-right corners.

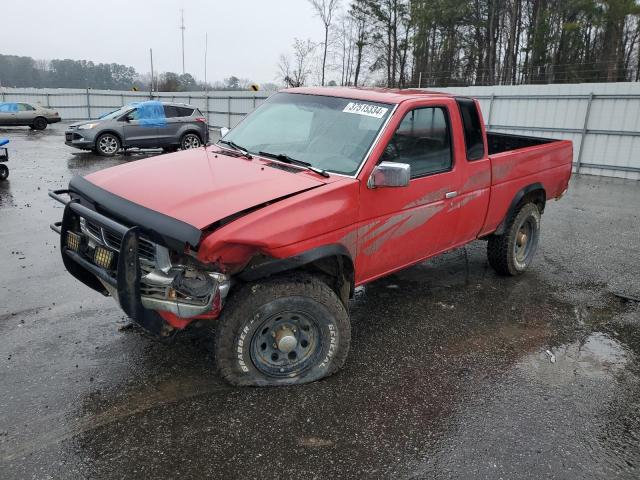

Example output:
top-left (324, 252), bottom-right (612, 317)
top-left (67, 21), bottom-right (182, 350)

top-left (221, 92), bottom-right (393, 176)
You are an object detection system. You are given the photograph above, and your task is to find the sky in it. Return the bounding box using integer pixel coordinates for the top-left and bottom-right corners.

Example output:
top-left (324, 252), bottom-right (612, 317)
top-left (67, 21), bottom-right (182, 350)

top-left (0, 0), bottom-right (324, 84)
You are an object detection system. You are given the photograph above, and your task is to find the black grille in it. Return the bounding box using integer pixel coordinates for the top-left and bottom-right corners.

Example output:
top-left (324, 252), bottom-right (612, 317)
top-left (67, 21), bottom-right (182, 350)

top-left (86, 219), bottom-right (156, 263)
top-left (65, 133), bottom-right (73, 141)
top-left (85, 220), bottom-right (101, 239)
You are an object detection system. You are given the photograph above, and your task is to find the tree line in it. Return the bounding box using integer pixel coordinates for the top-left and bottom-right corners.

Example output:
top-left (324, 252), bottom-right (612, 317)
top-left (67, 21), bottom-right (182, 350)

top-left (281, 0), bottom-right (640, 88)
top-left (0, 54), bottom-right (139, 90)
top-left (0, 54), bottom-right (268, 92)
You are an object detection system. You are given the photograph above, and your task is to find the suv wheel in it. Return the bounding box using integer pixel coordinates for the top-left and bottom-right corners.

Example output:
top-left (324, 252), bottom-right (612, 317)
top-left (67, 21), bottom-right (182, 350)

top-left (487, 203), bottom-right (541, 276)
top-left (95, 133), bottom-right (121, 157)
top-left (32, 117), bottom-right (48, 130)
top-left (214, 273), bottom-right (351, 386)
top-left (181, 133), bottom-right (201, 150)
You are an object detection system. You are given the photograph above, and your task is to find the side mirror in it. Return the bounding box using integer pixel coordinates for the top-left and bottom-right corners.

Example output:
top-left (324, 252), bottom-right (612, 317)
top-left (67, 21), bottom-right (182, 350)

top-left (219, 127), bottom-right (230, 137)
top-left (368, 161), bottom-right (411, 188)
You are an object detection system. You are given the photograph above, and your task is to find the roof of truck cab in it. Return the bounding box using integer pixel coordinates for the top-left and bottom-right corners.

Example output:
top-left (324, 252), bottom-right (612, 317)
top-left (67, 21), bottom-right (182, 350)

top-left (283, 86), bottom-right (457, 104)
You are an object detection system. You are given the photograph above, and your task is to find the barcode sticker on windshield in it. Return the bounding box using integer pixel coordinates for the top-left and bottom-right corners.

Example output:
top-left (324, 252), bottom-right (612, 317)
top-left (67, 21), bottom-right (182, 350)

top-left (343, 102), bottom-right (388, 118)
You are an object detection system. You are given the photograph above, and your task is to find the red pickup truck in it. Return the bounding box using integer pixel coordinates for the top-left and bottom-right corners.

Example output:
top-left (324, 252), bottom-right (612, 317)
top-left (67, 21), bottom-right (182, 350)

top-left (51, 87), bottom-right (572, 386)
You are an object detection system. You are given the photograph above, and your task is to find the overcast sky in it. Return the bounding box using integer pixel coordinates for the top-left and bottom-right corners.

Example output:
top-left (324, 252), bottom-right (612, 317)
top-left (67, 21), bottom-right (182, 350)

top-left (1, 0), bottom-right (324, 84)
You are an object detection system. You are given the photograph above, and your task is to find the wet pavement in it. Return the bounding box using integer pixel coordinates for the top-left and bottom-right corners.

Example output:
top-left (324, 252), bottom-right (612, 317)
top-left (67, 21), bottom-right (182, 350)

top-left (1, 123), bottom-right (639, 479)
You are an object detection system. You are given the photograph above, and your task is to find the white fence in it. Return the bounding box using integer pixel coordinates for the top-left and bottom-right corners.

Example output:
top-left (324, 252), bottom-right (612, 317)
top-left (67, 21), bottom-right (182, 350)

top-left (2, 82), bottom-right (639, 180)
top-left (435, 82), bottom-right (640, 180)
top-left (0, 87), bottom-right (272, 130)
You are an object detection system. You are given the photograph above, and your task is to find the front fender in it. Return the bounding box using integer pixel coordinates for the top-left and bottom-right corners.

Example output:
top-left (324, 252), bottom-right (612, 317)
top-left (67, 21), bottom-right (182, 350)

top-left (239, 244), bottom-right (353, 282)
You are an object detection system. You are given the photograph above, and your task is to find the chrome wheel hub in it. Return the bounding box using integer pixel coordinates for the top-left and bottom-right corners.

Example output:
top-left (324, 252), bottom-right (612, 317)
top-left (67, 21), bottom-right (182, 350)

top-left (99, 136), bottom-right (118, 154)
top-left (275, 327), bottom-right (298, 353)
top-left (250, 311), bottom-right (322, 377)
top-left (183, 135), bottom-right (200, 149)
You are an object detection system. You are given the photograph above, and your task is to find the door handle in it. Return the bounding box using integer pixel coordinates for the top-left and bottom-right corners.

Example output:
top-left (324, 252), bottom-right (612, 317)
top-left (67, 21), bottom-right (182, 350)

top-left (445, 191), bottom-right (458, 199)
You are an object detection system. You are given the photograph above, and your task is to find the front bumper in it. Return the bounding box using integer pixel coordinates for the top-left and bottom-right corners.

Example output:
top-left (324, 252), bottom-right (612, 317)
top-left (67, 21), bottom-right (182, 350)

top-left (49, 188), bottom-right (224, 337)
top-left (48, 117), bottom-right (62, 124)
top-left (65, 130), bottom-right (94, 149)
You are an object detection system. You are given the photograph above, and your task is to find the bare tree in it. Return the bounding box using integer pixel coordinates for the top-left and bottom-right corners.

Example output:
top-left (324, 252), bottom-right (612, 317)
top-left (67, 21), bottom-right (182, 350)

top-left (308, 0), bottom-right (341, 86)
top-left (278, 39), bottom-right (317, 87)
top-left (349, 0), bottom-right (370, 87)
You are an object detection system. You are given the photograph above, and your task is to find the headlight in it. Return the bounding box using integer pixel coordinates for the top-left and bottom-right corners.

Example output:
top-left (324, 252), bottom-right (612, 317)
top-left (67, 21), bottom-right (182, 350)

top-left (78, 123), bottom-right (98, 130)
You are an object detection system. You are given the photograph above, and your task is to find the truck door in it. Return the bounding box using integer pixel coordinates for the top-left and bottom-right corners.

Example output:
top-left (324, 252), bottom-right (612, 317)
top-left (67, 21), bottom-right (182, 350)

top-left (122, 108), bottom-right (159, 148)
top-left (446, 98), bottom-right (491, 246)
top-left (356, 100), bottom-right (462, 282)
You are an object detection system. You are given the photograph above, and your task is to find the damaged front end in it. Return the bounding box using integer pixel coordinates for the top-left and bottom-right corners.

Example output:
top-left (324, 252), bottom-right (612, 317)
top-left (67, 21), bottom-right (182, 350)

top-left (49, 186), bottom-right (229, 338)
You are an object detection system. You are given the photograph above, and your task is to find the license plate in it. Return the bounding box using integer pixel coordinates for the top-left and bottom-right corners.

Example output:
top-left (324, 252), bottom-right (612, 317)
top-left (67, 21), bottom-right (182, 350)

top-left (65, 133), bottom-right (72, 141)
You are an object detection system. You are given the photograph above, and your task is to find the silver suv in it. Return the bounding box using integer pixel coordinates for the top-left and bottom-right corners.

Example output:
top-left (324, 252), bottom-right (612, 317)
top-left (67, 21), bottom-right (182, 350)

top-left (65, 101), bottom-right (209, 156)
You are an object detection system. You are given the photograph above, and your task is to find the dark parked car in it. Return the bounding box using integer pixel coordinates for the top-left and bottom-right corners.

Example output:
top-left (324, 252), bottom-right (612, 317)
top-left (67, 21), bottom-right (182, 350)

top-left (65, 101), bottom-right (209, 156)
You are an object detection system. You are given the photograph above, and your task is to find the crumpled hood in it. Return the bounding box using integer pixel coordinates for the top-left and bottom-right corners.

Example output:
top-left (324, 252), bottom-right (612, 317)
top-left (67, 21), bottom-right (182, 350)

top-left (84, 148), bottom-right (327, 230)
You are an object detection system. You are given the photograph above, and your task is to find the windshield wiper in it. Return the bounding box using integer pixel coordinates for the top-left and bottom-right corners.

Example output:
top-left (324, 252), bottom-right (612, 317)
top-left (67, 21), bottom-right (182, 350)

top-left (217, 139), bottom-right (253, 159)
top-left (258, 151), bottom-right (330, 178)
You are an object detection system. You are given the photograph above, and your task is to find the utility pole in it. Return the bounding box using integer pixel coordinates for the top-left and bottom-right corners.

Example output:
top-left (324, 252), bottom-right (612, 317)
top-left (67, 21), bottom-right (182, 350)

top-left (180, 9), bottom-right (186, 74)
top-left (204, 32), bottom-right (208, 86)
top-left (149, 48), bottom-right (154, 98)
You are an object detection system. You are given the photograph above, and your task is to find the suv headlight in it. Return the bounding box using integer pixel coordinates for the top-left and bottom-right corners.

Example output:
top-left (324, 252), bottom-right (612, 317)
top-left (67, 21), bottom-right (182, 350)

top-left (78, 123), bottom-right (98, 130)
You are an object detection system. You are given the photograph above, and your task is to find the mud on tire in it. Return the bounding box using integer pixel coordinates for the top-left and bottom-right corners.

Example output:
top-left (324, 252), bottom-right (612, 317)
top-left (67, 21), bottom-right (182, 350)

top-left (487, 203), bottom-right (541, 276)
top-left (214, 273), bottom-right (351, 387)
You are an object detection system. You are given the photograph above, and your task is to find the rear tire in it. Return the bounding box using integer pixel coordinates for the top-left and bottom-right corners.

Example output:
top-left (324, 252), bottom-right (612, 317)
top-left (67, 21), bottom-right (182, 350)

top-left (32, 117), bottom-right (47, 130)
top-left (0, 164), bottom-right (8, 181)
top-left (214, 273), bottom-right (351, 386)
top-left (95, 133), bottom-right (121, 157)
top-left (487, 203), bottom-right (541, 276)
top-left (180, 132), bottom-right (201, 150)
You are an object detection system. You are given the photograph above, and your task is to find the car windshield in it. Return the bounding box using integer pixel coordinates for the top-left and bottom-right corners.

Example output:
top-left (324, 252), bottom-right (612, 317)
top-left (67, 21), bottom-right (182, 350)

top-left (99, 105), bottom-right (134, 120)
top-left (221, 93), bottom-right (393, 175)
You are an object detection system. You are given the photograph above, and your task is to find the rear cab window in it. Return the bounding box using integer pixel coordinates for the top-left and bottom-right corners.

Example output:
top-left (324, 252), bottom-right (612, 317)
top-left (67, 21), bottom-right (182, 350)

top-left (456, 98), bottom-right (485, 161)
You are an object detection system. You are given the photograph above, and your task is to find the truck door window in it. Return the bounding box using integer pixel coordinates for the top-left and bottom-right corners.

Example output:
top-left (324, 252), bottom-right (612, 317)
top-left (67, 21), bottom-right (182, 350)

top-left (381, 107), bottom-right (452, 178)
top-left (456, 98), bottom-right (485, 161)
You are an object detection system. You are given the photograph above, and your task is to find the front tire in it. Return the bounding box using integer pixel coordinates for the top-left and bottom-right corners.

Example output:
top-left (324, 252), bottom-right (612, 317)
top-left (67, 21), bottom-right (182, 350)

top-left (95, 133), bottom-right (121, 157)
top-left (214, 273), bottom-right (351, 386)
top-left (180, 132), bottom-right (201, 150)
top-left (487, 203), bottom-right (541, 276)
top-left (0, 164), bottom-right (8, 181)
top-left (32, 117), bottom-right (48, 130)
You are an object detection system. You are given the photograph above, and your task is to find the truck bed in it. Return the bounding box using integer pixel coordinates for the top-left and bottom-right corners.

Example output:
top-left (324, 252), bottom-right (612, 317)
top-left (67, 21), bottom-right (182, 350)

top-left (478, 131), bottom-right (573, 237)
top-left (487, 132), bottom-right (554, 155)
